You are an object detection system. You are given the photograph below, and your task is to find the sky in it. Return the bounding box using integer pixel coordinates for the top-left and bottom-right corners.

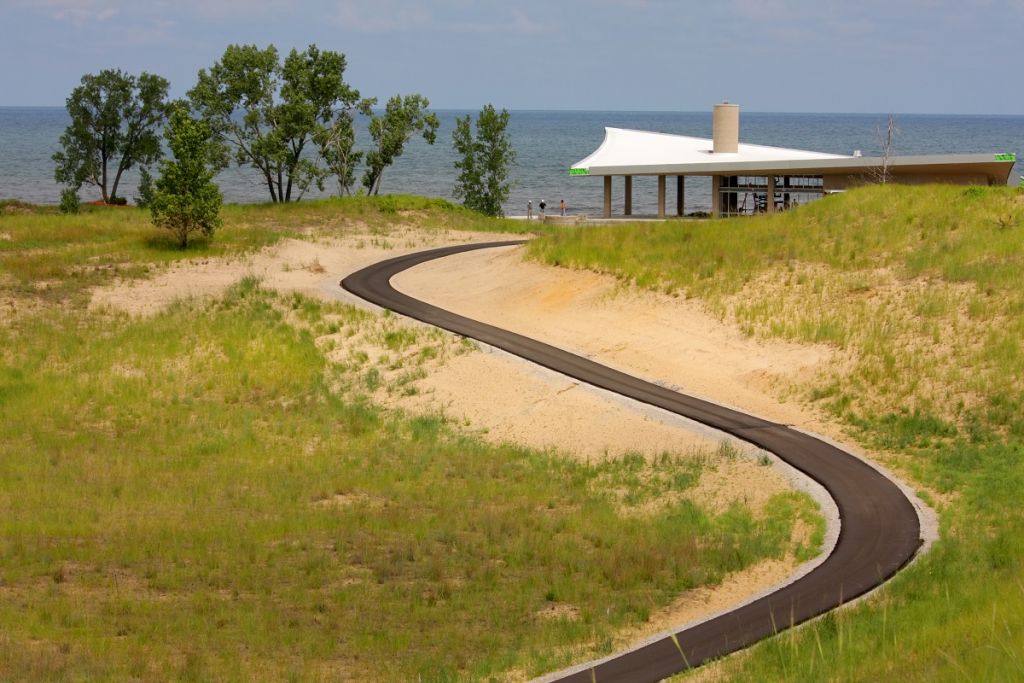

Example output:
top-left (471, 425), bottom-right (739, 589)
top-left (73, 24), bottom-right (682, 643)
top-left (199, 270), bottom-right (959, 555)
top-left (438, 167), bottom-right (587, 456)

top-left (1, 0), bottom-right (1022, 114)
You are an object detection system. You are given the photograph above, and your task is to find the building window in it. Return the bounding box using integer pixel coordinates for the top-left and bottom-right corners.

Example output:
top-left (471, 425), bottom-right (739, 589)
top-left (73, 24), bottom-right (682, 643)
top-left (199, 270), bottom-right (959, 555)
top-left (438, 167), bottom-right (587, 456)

top-left (773, 175), bottom-right (823, 212)
top-left (718, 175), bottom-right (824, 216)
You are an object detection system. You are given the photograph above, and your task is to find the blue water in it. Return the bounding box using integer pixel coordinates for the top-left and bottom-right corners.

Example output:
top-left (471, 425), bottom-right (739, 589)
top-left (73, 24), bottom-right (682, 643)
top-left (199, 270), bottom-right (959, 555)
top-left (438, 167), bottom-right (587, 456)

top-left (1, 108), bottom-right (1021, 216)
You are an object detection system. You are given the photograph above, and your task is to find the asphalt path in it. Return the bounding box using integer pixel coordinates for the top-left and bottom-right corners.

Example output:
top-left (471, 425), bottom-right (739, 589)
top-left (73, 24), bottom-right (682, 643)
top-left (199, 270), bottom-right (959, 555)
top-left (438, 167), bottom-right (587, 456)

top-left (341, 240), bottom-right (923, 682)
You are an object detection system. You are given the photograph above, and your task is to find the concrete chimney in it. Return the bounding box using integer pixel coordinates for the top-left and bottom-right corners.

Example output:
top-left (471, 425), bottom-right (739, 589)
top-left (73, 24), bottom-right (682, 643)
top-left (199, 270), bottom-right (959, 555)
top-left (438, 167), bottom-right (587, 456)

top-left (713, 102), bottom-right (739, 154)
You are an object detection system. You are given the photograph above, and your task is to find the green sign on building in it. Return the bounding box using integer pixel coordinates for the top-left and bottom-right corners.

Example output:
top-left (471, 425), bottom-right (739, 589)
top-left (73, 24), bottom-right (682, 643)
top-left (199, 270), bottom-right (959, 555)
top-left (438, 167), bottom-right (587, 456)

top-left (995, 153), bottom-right (1016, 162)
top-left (569, 167), bottom-right (590, 176)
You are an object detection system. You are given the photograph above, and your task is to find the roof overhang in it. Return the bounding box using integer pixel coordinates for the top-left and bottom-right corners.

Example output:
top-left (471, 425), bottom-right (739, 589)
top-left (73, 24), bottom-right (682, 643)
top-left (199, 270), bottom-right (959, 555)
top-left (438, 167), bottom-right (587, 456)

top-left (570, 128), bottom-right (1016, 184)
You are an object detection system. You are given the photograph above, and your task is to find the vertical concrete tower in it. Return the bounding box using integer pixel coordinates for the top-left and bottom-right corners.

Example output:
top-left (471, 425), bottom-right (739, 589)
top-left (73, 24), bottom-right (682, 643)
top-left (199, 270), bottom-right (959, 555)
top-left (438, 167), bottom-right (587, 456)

top-left (713, 102), bottom-right (740, 154)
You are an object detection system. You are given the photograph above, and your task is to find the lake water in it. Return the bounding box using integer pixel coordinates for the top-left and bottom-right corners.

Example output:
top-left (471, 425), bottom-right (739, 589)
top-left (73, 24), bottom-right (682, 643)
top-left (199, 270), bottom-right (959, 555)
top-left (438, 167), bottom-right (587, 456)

top-left (1, 108), bottom-right (1021, 216)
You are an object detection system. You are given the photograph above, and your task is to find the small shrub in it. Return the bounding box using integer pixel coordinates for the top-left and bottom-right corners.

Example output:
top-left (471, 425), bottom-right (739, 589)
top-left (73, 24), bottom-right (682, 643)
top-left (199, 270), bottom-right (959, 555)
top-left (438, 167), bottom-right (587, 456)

top-left (135, 167), bottom-right (155, 208)
top-left (59, 187), bottom-right (80, 214)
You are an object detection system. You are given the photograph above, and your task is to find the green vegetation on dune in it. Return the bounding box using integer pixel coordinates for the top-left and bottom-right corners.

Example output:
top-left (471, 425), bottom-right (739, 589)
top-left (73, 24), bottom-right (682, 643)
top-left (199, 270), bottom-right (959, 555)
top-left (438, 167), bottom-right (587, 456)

top-left (530, 185), bottom-right (1024, 300)
top-left (0, 199), bottom-right (808, 681)
top-left (0, 195), bottom-right (531, 305)
top-left (530, 184), bottom-right (1024, 681)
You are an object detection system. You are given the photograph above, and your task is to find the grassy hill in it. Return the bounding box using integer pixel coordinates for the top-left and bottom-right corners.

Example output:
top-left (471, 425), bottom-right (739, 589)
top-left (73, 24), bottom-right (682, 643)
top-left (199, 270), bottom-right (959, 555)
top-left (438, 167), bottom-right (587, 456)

top-left (0, 196), bottom-right (815, 681)
top-left (530, 184), bottom-right (1024, 681)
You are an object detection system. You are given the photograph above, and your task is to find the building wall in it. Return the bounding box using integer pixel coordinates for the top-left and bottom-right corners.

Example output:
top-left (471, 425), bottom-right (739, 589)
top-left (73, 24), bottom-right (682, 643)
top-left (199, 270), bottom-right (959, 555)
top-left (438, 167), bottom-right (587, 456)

top-left (824, 170), bottom-right (999, 191)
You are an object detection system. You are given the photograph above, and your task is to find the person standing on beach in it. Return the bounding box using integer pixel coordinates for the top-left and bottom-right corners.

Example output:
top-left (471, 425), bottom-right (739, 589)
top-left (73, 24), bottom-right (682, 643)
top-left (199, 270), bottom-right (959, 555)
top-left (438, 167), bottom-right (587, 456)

top-left (527, 200), bottom-right (533, 220)
top-left (560, 199), bottom-right (566, 216)
top-left (539, 199), bottom-right (546, 216)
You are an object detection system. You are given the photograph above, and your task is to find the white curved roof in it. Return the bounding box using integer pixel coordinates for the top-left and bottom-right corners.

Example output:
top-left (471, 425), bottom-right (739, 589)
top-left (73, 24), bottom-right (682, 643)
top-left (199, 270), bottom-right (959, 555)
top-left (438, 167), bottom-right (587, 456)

top-left (572, 127), bottom-right (850, 176)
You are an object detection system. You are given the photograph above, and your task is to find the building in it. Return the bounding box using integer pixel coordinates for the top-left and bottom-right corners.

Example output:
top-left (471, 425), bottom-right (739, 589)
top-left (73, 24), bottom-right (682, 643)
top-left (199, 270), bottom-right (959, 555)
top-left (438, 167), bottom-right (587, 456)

top-left (570, 103), bottom-right (1017, 218)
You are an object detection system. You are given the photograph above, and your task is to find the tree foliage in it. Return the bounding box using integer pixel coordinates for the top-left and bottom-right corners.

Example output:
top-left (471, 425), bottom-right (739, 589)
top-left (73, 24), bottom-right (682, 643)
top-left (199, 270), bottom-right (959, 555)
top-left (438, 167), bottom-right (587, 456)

top-left (53, 69), bottom-right (170, 204)
top-left (452, 104), bottom-right (516, 217)
top-left (362, 94), bottom-right (440, 195)
top-left (189, 43), bottom-right (358, 203)
top-left (316, 98), bottom-right (374, 196)
top-left (150, 107), bottom-right (223, 249)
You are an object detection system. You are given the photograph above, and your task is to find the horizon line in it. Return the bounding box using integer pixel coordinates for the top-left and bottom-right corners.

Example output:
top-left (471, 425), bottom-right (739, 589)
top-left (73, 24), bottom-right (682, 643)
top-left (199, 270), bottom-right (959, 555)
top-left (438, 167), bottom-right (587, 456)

top-left (1, 105), bottom-right (1022, 118)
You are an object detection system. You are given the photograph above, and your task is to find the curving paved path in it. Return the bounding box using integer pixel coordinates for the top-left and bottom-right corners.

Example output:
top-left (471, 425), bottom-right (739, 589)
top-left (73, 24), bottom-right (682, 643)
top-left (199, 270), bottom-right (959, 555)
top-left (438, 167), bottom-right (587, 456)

top-left (341, 240), bottom-right (922, 683)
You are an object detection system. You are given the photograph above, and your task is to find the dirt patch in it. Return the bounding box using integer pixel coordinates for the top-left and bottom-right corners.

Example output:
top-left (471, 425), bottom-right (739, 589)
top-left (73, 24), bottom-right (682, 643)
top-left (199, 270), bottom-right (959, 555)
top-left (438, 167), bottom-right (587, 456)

top-left (384, 349), bottom-right (730, 460)
top-left (687, 458), bottom-right (784, 515)
top-left (311, 492), bottom-right (385, 510)
top-left (0, 291), bottom-right (49, 327)
top-left (536, 603), bottom-right (581, 622)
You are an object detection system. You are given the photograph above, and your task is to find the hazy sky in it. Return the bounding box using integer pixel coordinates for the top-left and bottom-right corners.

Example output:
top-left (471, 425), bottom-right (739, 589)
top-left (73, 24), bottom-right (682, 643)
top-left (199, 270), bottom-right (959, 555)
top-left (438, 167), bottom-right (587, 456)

top-left (1, 0), bottom-right (1021, 113)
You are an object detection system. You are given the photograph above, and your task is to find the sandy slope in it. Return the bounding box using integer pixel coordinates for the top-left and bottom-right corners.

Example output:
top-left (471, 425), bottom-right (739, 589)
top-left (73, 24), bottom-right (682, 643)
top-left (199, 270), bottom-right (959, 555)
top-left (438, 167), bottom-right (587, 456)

top-left (392, 245), bottom-right (834, 431)
top-left (91, 230), bottom-right (840, 660)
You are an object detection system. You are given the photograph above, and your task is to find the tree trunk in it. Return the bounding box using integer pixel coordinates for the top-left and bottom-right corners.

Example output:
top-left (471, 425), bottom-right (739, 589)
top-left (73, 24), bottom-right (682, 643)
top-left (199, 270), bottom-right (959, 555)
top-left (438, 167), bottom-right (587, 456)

top-left (111, 126), bottom-right (137, 202)
top-left (285, 140), bottom-right (302, 203)
top-left (111, 167), bottom-right (124, 203)
top-left (101, 150), bottom-right (109, 203)
top-left (263, 165), bottom-right (277, 203)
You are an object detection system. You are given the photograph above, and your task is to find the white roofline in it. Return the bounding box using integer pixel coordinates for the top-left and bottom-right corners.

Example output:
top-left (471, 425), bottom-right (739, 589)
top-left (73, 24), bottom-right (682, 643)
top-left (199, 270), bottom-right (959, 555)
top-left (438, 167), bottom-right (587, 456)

top-left (571, 127), bottom-right (1015, 180)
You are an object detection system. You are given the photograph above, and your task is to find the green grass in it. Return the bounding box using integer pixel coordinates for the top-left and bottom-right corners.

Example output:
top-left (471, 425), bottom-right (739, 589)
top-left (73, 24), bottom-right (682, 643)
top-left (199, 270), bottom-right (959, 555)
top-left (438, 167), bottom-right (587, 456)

top-left (0, 199), bottom-right (808, 681)
top-left (0, 195), bottom-right (536, 306)
top-left (220, 194), bottom-right (534, 237)
top-left (530, 184), bottom-right (1024, 681)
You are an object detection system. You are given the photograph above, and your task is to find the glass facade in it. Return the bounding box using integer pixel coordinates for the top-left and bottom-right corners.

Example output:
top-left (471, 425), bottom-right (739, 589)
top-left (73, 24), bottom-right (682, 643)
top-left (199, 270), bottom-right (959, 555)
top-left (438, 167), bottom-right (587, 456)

top-left (718, 175), bottom-right (824, 217)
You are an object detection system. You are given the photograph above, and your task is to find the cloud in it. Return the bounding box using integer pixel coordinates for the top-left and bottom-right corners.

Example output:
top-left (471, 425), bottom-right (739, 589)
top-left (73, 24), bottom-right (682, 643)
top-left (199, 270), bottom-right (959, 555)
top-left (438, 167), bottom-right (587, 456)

top-left (180, 0), bottom-right (294, 21)
top-left (16, 0), bottom-right (120, 24)
top-left (333, 0), bottom-right (432, 32)
top-left (331, 0), bottom-right (553, 35)
top-left (16, 0), bottom-right (294, 24)
top-left (508, 9), bottom-right (548, 36)
top-left (56, 5), bottom-right (117, 22)
top-left (595, 0), bottom-right (650, 7)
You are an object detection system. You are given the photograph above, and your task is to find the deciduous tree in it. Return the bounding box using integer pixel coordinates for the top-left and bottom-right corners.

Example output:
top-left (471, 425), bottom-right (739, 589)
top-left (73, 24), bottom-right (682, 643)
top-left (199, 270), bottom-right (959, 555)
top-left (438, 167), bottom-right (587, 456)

top-left (316, 98), bottom-right (375, 196)
top-left (362, 94), bottom-right (440, 195)
top-left (53, 69), bottom-right (170, 204)
top-left (189, 44), bottom-right (358, 203)
top-left (150, 106), bottom-right (223, 249)
top-left (452, 104), bottom-right (515, 217)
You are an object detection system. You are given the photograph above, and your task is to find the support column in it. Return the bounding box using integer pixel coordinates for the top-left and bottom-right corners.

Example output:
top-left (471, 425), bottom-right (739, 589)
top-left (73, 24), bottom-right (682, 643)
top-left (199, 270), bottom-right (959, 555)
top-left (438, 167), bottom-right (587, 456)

top-left (624, 175), bottom-right (633, 216)
top-left (657, 175), bottom-right (666, 219)
top-left (603, 176), bottom-right (612, 218)
top-left (676, 176), bottom-right (684, 217)
top-left (711, 176), bottom-right (721, 217)
top-left (767, 175), bottom-right (776, 214)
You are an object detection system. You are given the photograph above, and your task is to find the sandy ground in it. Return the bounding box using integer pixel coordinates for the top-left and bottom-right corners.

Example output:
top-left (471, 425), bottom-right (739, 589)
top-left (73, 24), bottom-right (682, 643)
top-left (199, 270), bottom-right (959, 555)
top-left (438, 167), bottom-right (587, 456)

top-left (393, 246), bottom-right (835, 433)
top-left (91, 229), bottom-right (849, 667)
top-left (91, 228), bottom-right (510, 316)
